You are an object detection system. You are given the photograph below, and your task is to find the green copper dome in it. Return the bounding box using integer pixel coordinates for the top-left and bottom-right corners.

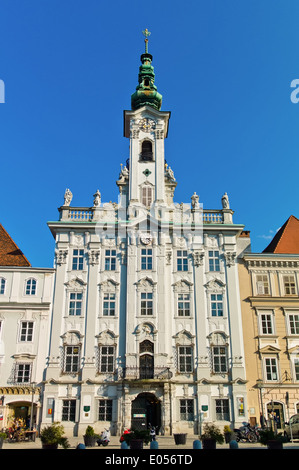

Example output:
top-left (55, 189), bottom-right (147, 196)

top-left (131, 30), bottom-right (162, 111)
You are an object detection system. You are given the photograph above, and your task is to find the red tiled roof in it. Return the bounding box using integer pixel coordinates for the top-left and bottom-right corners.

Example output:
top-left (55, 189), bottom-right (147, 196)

top-left (263, 215), bottom-right (299, 254)
top-left (0, 224), bottom-right (31, 266)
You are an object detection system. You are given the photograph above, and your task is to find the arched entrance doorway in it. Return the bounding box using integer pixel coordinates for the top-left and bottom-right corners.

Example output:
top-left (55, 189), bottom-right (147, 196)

top-left (131, 393), bottom-right (161, 432)
top-left (7, 401), bottom-right (36, 428)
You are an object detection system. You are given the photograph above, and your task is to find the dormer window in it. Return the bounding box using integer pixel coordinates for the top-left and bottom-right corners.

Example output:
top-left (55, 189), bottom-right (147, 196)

top-left (140, 140), bottom-right (153, 161)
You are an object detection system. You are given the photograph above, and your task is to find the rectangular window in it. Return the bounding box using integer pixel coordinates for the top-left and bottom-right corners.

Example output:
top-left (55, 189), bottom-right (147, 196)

top-left (294, 359), bottom-right (299, 381)
top-left (20, 321), bottom-right (34, 342)
top-left (180, 399), bottom-right (194, 421)
top-left (105, 249), bottom-right (116, 271)
top-left (62, 399), bottom-right (76, 422)
top-left (209, 250), bottom-right (220, 272)
top-left (15, 363), bottom-right (31, 383)
top-left (289, 314), bottom-right (299, 335)
top-left (178, 346), bottom-right (193, 373)
top-left (215, 399), bottom-right (230, 421)
top-left (72, 249), bottom-right (84, 270)
top-left (260, 313), bottom-right (273, 335)
top-left (99, 346), bottom-right (115, 373)
top-left (177, 250), bottom-right (188, 271)
top-left (178, 294), bottom-right (190, 316)
top-left (284, 275), bottom-right (296, 295)
top-left (212, 346), bottom-right (227, 373)
top-left (265, 357), bottom-right (278, 381)
top-left (69, 293), bottom-right (83, 316)
top-left (103, 293), bottom-right (116, 316)
top-left (141, 292), bottom-right (153, 315)
top-left (211, 294), bottom-right (223, 316)
top-left (256, 275), bottom-right (269, 295)
top-left (98, 399), bottom-right (113, 421)
top-left (141, 248), bottom-right (152, 270)
top-left (64, 346), bottom-right (80, 373)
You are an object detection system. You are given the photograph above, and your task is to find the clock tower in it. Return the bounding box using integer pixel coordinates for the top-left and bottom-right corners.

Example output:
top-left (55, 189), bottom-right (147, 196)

top-left (121, 30), bottom-right (176, 215)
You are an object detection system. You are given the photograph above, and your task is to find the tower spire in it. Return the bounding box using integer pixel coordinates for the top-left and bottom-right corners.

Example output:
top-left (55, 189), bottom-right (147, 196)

top-left (142, 28), bottom-right (151, 54)
top-left (131, 29), bottom-right (162, 111)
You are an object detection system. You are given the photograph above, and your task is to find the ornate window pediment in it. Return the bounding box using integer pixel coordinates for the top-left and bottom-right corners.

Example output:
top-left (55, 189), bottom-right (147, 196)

top-left (135, 277), bottom-right (156, 291)
top-left (96, 329), bottom-right (118, 346)
top-left (61, 330), bottom-right (83, 346)
top-left (205, 278), bottom-right (226, 293)
top-left (172, 279), bottom-right (193, 293)
top-left (65, 277), bottom-right (87, 291)
top-left (173, 329), bottom-right (195, 346)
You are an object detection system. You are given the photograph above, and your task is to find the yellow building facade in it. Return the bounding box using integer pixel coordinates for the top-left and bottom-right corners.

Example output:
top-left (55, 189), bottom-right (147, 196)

top-left (239, 219), bottom-right (299, 431)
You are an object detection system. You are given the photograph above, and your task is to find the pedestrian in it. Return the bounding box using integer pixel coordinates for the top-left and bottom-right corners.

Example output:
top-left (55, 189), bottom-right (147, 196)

top-left (150, 426), bottom-right (156, 441)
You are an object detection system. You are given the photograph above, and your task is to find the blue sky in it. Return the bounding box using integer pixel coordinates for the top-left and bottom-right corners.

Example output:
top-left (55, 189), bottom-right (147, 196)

top-left (1, 0), bottom-right (299, 267)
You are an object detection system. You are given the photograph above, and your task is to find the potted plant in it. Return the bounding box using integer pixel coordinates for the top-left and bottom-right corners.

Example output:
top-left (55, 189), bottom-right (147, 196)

top-left (258, 429), bottom-right (286, 449)
top-left (223, 425), bottom-right (233, 443)
top-left (121, 428), bottom-right (151, 449)
top-left (83, 425), bottom-right (98, 447)
top-left (0, 431), bottom-right (7, 449)
top-left (40, 422), bottom-right (70, 449)
top-left (200, 423), bottom-right (224, 449)
top-left (173, 430), bottom-right (187, 445)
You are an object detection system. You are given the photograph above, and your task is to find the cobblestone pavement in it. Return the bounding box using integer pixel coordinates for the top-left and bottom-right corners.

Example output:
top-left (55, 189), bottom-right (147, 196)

top-left (2, 434), bottom-right (299, 450)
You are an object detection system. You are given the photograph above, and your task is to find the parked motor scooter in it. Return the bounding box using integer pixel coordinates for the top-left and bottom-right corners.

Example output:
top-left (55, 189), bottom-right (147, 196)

top-left (97, 428), bottom-right (110, 446)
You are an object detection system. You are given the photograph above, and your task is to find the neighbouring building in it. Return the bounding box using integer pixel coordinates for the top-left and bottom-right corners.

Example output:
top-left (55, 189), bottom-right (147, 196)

top-left (0, 224), bottom-right (54, 429)
top-left (41, 32), bottom-right (249, 437)
top-left (239, 215), bottom-right (299, 431)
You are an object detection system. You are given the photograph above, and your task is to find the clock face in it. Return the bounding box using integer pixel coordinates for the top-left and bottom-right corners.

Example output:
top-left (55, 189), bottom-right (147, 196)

top-left (139, 118), bottom-right (156, 132)
top-left (140, 233), bottom-right (153, 245)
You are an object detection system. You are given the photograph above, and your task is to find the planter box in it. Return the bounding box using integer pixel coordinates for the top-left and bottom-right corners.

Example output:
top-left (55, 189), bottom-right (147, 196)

top-left (202, 438), bottom-right (216, 449)
top-left (130, 439), bottom-right (144, 449)
top-left (42, 443), bottom-right (58, 449)
top-left (173, 433), bottom-right (187, 445)
top-left (267, 440), bottom-right (283, 450)
top-left (83, 435), bottom-right (97, 447)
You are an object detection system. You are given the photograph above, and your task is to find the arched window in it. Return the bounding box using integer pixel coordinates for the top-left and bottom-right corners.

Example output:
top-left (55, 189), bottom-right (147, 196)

top-left (25, 278), bottom-right (37, 296)
top-left (0, 277), bottom-right (6, 295)
top-left (140, 140), bottom-right (153, 161)
top-left (139, 340), bottom-right (154, 379)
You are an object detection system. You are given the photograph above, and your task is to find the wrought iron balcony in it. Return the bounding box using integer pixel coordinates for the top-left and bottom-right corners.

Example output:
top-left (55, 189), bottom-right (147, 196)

top-left (122, 366), bottom-right (172, 380)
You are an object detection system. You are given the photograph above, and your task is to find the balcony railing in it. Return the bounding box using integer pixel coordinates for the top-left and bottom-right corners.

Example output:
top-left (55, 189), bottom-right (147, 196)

top-left (122, 366), bottom-right (173, 380)
top-left (59, 206), bottom-right (227, 224)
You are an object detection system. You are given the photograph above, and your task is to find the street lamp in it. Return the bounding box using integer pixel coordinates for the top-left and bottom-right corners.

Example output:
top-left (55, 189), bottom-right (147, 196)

top-left (29, 382), bottom-right (36, 430)
top-left (256, 379), bottom-right (265, 428)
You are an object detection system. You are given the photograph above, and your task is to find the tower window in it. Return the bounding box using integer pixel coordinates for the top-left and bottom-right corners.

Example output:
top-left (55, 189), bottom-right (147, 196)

top-left (141, 140), bottom-right (153, 161)
top-left (144, 79), bottom-right (150, 87)
top-left (141, 186), bottom-right (153, 207)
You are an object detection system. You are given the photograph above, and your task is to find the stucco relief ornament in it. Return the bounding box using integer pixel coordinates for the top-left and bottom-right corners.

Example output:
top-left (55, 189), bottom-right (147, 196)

top-left (93, 189), bottom-right (101, 207)
top-left (221, 192), bottom-right (230, 209)
top-left (55, 249), bottom-right (68, 265)
top-left (138, 118), bottom-right (156, 132)
top-left (64, 188), bottom-right (73, 206)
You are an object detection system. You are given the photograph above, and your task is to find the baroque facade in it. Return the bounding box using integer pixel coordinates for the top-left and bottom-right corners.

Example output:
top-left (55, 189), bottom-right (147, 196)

top-left (41, 36), bottom-right (249, 437)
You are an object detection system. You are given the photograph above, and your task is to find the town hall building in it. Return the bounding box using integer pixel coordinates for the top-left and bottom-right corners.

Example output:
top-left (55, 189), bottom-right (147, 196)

top-left (40, 32), bottom-right (250, 437)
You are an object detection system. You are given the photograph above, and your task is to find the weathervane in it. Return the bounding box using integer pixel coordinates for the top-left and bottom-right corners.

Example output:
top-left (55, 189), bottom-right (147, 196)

top-left (142, 28), bottom-right (151, 53)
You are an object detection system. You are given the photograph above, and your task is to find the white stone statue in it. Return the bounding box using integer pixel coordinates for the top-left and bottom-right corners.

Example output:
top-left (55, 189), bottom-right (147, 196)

top-left (221, 192), bottom-right (230, 209)
top-left (191, 192), bottom-right (199, 209)
top-left (93, 189), bottom-right (101, 207)
top-left (64, 188), bottom-right (73, 206)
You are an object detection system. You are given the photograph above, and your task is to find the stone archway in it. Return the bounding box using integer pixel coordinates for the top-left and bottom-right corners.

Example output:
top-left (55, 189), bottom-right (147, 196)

top-left (131, 392), bottom-right (161, 432)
